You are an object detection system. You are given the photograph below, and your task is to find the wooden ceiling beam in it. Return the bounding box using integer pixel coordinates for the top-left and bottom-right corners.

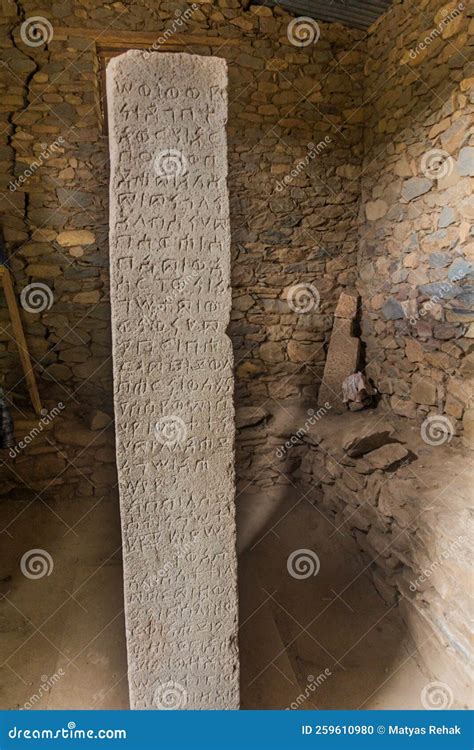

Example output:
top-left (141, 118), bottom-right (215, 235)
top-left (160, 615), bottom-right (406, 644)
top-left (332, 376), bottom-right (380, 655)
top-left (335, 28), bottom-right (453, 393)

top-left (54, 27), bottom-right (239, 48)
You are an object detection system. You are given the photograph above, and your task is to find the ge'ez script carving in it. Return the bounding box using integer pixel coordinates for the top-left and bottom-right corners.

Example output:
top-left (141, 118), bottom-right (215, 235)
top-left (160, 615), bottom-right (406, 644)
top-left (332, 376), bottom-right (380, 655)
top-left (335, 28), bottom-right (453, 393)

top-left (107, 51), bottom-right (239, 710)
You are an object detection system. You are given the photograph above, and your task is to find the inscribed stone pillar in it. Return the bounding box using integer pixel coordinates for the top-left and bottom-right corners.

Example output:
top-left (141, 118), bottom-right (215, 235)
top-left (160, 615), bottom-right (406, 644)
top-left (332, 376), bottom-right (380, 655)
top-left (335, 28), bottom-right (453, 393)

top-left (318, 292), bottom-right (360, 412)
top-left (107, 51), bottom-right (239, 710)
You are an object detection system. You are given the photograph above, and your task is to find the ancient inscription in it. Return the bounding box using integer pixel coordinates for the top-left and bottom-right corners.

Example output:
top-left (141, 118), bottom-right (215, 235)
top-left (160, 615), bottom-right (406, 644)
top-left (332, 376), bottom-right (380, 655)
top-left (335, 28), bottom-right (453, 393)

top-left (107, 51), bottom-right (239, 709)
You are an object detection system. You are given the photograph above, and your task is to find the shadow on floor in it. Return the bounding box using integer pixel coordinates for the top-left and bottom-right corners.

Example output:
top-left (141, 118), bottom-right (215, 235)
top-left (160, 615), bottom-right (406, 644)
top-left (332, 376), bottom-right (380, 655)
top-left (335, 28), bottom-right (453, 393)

top-left (0, 475), bottom-right (429, 709)
top-left (0, 496), bottom-right (129, 709)
top-left (237, 482), bottom-right (429, 710)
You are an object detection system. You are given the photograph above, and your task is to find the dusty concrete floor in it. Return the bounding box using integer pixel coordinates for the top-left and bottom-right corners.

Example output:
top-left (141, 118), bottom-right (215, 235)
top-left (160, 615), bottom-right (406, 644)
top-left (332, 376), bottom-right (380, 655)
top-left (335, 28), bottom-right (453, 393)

top-left (236, 401), bottom-right (472, 709)
top-left (0, 479), bottom-right (430, 710)
top-left (237, 485), bottom-right (430, 710)
top-left (0, 495), bottom-right (129, 709)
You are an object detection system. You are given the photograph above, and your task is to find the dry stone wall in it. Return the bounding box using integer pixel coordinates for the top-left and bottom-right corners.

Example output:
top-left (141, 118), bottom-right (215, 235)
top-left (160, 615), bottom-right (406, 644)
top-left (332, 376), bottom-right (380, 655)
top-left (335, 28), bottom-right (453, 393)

top-left (295, 407), bottom-right (473, 707)
top-left (0, 0), bottom-right (364, 503)
top-left (357, 0), bottom-right (474, 442)
top-left (350, 0), bottom-right (473, 708)
top-left (0, 0), bottom-right (472, 706)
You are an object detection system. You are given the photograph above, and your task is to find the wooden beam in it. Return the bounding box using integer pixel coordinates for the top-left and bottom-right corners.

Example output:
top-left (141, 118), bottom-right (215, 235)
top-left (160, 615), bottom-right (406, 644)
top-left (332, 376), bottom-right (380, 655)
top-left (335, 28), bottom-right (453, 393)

top-left (54, 27), bottom-right (239, 48)
top-left (0, 267), bottom-right (42, 416)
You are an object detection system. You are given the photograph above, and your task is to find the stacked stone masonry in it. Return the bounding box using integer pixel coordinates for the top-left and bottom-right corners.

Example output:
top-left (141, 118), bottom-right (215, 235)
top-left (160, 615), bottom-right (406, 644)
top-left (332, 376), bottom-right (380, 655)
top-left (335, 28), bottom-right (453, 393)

top-left (0, 0), bottom-right (472, 708)
top-left (359, 0), bottom-right (474, 439)
top-left (294, 407), bottom-right (473, 707)
top-left (0, 0), bottom-right (365, 503)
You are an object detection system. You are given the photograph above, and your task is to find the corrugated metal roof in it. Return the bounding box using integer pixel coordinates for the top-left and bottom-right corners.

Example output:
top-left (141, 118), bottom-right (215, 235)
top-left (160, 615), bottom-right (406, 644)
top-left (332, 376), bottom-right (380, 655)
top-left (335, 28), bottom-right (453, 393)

top-left (261, 0), bottom-right (393, 29)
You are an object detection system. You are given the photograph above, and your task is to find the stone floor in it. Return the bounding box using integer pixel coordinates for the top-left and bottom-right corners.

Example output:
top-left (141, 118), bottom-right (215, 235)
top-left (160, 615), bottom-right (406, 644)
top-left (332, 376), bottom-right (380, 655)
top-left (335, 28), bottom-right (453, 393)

top-left (0, 477), bottom-right (431, 710)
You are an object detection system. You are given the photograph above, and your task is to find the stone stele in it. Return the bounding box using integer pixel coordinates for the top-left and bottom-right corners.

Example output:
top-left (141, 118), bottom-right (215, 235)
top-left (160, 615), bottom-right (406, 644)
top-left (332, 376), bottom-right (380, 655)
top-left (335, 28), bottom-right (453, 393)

top-left (107, 51), bottom-right (239, 710)
top-left (318, 309), bottom-right (360, 413)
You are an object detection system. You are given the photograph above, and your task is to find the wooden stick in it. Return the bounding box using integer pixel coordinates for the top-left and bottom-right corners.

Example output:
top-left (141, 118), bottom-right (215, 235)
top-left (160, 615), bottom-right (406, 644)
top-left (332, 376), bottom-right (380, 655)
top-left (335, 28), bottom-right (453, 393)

top-left (0, 267), bottom-right (42, 415)
top-left (54, 27), bottom-right (239, 48)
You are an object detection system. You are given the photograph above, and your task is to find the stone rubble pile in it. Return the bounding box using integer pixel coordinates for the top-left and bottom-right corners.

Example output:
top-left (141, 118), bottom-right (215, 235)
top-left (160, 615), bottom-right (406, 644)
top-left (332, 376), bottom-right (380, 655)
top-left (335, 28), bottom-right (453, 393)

top-left (296, 408), bottom-right (472, 703)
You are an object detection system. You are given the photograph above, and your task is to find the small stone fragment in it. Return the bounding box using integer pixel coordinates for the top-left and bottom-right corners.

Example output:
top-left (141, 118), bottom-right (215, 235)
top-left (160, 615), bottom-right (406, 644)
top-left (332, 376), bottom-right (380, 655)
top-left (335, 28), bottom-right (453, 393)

top-left (365, 443), bottom-right (409, 470)
top-left (342, 424), bottom-right (396, 457)
top-left (56, 230), bottom-right (96, 246)
top-left (412, 378), bottom-right (438, 405)
top-left (235, 406), bottom-right (269, 429)
top-left (382, 298), bottom-right (404, 320)
top-left (457, 147), bottom-right (474, 176)
top-left (318, 294), bottom-right (361, 412)
top-left (88, 410), bottom-right (111, 431)
top-left (365, 199), bottom-right (388, 220)
top-left (334, 291), bottom-right (358, 319)
top-left (401, 177), bottom-right (432, 201)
